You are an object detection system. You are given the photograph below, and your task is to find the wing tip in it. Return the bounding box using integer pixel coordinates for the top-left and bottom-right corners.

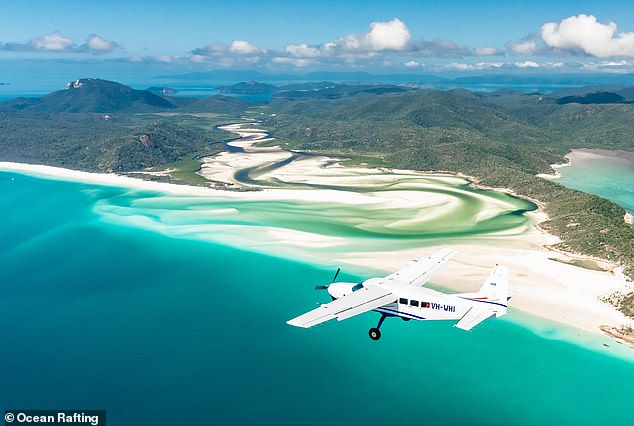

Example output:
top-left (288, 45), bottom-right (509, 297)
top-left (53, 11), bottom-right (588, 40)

top-left (286, 319), bottom-right (307, 328)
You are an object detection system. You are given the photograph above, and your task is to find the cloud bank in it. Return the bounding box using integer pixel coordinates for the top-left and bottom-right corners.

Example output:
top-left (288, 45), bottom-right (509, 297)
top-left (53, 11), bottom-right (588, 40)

top-left (190, 18), bottom-right (503, 68)
top-left (4, 15), bottom-right (634, 72)
top-left (0, 32), bottom-right (120, 54)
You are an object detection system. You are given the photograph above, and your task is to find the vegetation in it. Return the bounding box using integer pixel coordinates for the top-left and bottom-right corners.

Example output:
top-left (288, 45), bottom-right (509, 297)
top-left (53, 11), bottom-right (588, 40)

top-left (274, 82), bottom-right (410, 100)
top-left (0, 111), bottom-right (222, 172)
top-left (1, 80), bottom-right (632, 313)
top-left (0, 79), bottom-right (249, 175)
top-left (264, 89), bottom-right (634, 284)
top-left (215, 81), bottom-right (278, 94)
top-left (1, 78), bottom-right (176, 113)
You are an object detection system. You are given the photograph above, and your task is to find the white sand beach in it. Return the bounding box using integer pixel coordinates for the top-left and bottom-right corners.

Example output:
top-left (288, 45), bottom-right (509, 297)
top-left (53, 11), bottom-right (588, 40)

top-left (1, 122), bottom-right (633, 340)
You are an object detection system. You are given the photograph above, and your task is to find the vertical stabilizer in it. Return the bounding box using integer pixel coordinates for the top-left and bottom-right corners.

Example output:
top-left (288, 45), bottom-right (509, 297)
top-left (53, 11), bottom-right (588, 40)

top-left (478, 265), bottom-right (508, 315)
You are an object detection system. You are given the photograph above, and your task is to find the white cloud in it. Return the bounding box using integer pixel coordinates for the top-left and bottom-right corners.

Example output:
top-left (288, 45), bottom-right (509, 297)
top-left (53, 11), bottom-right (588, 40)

top-left (272, 57), bottom-right (316, 67)
top-left (541, 14), bottom-right (634, 57)
top-left (600, 59), bottom-right (628, 66)
top-left (364, 18), bottom-right (412, 51)
top-left (474, 47), bottom-right (502, 56)
top-left (445, 61), bottom-right (508, 71)
top-left (285, 43), bottom-right (321, 58)
top-left (579, 59), bottom-right (630, 71)
top-left (192, 40), bottom-right (264, 59)
top-left (477, 61), bottom-right (504, 68)
top-left (515, 60), bottom-right (540, 68)
top-left (189, 18), bottom-right (493, 69)
top-left (0, 32), bottom-right (121, 55)
top-left (404, 60), bottom-right (423, 67)
top-left (331, 18), bottom-right (413, 53)
top-left (229, 40), bottom-right (261, 55)
top-left (445, 62), bottom-right (475, 70)
top-left (83, 34), bottom-right (120, 54)
top-left (507, 40), bottom-right (538, 55)
top-left (31, 32), bottom-right (75, 52)
top-left (510, 14), bottom-right (634, 58)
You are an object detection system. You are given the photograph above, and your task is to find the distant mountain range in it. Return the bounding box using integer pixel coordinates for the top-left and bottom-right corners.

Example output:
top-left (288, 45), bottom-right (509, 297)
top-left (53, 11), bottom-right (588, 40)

top-left (155, 69), bottom-right (634, 88)
top-left (212, 80), bottom-right (411, 99)
top-left (155, 69), bottom-right (446, 84)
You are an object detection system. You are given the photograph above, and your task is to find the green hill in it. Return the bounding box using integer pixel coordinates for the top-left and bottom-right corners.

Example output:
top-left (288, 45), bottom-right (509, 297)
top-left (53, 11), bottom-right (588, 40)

top-left (177, 95), bottom-right (252, 114)
top-left (1, 79), bottom-right (177, 113)
top-left (215, 81), bottom-right (278, 94)
top-left (275, 83), bottom-right (409, 100)
top-left (0, 79), bottom-right (252, 173)
top-left (266, 88), bottom-right (634, 281)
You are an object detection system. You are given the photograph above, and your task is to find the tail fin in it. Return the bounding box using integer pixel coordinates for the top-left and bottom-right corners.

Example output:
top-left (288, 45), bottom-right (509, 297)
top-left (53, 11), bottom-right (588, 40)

top-left (478, 265), bottom-right (509, 316)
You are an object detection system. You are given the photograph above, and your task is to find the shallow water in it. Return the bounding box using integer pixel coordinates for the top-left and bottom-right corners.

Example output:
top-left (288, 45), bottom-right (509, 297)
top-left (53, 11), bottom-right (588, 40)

top-left (557, 149), bottom-right (634, 213)
top-left (1, 172), bottom-right (634, 425)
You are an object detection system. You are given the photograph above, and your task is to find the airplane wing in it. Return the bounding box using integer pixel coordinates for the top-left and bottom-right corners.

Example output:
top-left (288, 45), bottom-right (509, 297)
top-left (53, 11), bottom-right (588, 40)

top-left (384, 248), bottom-right (456, 287)
top-left (287, 285), bottom-right (396, 328)
top-left (454, 307), bottom-right (496, 331)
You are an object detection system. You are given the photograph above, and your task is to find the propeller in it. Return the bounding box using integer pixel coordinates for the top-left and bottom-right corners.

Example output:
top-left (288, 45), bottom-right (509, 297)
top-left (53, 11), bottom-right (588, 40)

top-left (315, 267), bottom-right (340, 290)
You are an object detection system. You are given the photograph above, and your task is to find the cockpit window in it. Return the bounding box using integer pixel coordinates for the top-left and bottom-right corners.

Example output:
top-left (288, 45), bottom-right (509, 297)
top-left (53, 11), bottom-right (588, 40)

top-left (410, 300), bottom-right (419, 307)
top-left (352, 283), bottom-right (364, 292)
top-left (399, 298), bottom-right (408, 305)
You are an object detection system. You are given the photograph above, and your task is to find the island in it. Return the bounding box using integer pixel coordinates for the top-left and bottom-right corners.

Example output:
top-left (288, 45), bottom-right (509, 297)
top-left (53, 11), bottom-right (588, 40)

top-left (215, 81), bottom-right (278, 94)
top-left (0, 77), bottom-right (633, 340)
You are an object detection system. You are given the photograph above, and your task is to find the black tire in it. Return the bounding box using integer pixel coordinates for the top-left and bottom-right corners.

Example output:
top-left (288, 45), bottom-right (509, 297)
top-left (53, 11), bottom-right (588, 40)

top-left (369, 328), bottom-right (381, 340)
top-left (402, 317), bottom-right (410, 322)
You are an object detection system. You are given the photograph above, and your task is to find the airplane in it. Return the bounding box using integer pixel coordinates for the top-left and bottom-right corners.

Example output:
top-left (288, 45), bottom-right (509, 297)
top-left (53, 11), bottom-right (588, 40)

top-left (287, 248), bottom-right (509, 340)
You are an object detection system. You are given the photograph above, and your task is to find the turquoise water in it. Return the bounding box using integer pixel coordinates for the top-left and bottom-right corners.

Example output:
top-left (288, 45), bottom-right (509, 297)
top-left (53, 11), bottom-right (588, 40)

top-left (2, 172), bottom-right (634, 425)
top-left (557, 150), bottom-right (634, 213)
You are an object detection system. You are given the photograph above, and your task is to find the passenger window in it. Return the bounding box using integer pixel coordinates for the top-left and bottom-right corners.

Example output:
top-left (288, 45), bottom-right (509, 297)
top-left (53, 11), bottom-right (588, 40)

top-left (410, 300), bottom-right (419, 307)
top-left (421, 302), bottom-right (430, 308)
top-left (399, 298), bottom-right (408, 305)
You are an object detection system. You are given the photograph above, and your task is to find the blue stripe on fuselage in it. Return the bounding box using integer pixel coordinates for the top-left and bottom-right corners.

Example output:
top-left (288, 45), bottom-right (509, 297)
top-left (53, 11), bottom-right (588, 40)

top-left (374, 307), bottom-right (426, 320)
top-left (459, 297), bottom-right (507, 309)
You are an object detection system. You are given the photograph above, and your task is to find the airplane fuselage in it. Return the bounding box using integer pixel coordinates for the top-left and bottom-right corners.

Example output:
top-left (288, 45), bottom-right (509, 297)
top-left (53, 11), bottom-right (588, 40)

top-left (328, 280), bottom-right (489, 323)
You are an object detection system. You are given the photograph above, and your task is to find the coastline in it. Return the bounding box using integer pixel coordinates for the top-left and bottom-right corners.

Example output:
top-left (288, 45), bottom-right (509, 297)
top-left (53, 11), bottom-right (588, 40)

top-left (2, 158), bottom-right (633, 348)
top-left (535, 157), bottom-right (572, 180)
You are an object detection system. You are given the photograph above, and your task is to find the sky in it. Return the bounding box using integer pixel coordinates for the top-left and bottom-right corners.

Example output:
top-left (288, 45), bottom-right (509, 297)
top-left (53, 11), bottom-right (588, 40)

top-left (2, 0), bottom-right (634, 77)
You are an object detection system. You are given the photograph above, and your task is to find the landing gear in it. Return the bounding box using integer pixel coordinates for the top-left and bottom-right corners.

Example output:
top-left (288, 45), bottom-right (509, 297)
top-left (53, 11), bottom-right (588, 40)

top-left (369, 315), bottom-right (387, 341)
top-left (369, 328), bottom-right (381, 340)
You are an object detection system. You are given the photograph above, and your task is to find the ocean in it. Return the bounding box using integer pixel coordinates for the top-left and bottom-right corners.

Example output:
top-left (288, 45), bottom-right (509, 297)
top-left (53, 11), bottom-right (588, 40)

top-left (1, 171), bottom-right (634, 425)
top-left (556, 149), bottom-right (634, 213)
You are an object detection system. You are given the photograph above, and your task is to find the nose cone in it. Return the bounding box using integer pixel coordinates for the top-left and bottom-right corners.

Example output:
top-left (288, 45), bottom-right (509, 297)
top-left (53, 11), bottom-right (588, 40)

top-left (327, 282), bottom-right (356, 299)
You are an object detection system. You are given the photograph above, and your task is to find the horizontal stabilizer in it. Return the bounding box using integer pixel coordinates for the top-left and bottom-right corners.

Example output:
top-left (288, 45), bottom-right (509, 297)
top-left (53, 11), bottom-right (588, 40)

top-left (454, 307), bottom-right (496, 331)
top-left (287, 285), bottom-right (396, 328)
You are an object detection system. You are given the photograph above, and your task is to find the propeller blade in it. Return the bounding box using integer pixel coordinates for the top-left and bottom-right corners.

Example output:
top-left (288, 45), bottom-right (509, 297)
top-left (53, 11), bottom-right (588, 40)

top-left (331, 267), bottom-right (340, 283)
top-left (315, 285), bottom-right (329, 290)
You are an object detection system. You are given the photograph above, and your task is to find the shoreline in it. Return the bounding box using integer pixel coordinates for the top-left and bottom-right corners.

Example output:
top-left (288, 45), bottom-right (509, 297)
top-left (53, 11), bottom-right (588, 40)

top-left (535, 157), bottom-right (572, 180)
top-left (2, 141), bottom-right (634, 348)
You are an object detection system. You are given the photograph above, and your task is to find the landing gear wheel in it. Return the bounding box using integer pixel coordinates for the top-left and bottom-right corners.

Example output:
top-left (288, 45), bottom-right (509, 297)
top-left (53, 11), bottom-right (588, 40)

top-left (402, 317), bottom-right (411, 322)
top-left (369, 327), bottom-right (381, 340)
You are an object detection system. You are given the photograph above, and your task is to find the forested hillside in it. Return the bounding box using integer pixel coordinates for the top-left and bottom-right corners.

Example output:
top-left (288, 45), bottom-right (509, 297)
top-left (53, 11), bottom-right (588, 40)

top-left (266, 89), bottom-right (634, 281)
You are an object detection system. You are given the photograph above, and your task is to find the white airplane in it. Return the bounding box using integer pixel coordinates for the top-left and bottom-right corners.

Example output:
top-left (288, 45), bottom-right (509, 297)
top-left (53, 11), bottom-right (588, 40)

top-left (287, 248), bottom-right (509, 340)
